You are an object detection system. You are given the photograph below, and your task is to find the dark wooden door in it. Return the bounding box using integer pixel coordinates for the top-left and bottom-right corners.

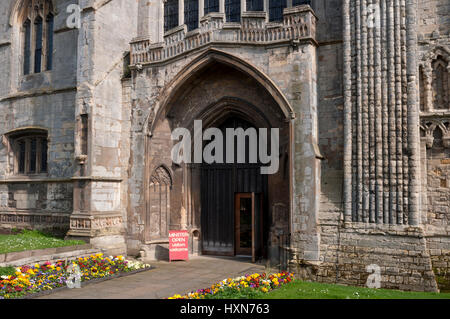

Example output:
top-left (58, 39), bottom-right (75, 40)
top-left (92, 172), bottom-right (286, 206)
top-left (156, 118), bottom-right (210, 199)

top-left (200, 117), bottom-right (268, 257)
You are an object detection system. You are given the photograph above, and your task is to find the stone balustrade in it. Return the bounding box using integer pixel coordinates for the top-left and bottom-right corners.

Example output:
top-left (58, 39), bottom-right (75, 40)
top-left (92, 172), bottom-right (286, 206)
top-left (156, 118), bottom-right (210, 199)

top-left (130, 5), bottom-right (316, 66)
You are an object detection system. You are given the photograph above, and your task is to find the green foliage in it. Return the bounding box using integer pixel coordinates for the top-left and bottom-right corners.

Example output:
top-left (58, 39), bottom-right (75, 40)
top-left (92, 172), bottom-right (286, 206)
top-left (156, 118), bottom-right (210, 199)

top-left (204, 287), bottom-right (266, 299)
top-left (0, 229), bottom-right (85, 254)
top-left (0, 267), bottom-right (16, 277)
top-left (259, 280), bottom-right (450, 299)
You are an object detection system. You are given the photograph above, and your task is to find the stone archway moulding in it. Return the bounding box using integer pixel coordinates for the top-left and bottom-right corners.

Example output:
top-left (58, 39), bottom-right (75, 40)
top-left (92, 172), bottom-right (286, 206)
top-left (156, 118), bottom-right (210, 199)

top-left (144, 49), bottom-right (296, 137)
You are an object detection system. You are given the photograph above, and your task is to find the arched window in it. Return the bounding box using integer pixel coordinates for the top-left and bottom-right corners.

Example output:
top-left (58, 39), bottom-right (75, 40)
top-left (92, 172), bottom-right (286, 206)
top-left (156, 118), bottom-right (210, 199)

top-left (269, 0), bottom-right (287, 22)
top-left (147, 166), bottom-right (172, 240)
top-left (34, 16), bottom-right (43, 73)
top-left (7, 129), bottom-right (48, 175)
top-left (19, 0), bottom-right (54, 75)
top-left (204, 0), bottom-right (219, 14)
top-left (23, 19), bottom-right (31, 75)
top-left (164, 0), bottom-right (179, 32)
top-left (432, 56), bottom-right (449, 110)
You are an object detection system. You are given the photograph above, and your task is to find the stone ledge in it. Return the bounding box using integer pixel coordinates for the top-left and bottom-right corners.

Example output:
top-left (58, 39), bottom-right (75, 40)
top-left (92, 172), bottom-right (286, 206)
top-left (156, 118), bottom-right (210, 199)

top-left (0, 244), bottom-right (99, 267)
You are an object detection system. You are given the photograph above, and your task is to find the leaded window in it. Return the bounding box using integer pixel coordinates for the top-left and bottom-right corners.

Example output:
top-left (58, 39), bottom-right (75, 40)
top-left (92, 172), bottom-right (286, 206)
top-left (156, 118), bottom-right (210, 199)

top-left (19, 0), bottom-right (54, 75)
top-left (164, 0), bottom-right (179, 32)
top-left (23, 20), bottom-right (31, 75)
top-left (246, 0), bottom-right (264, 11)
top-left (204, 0), bottom-right (219, 14)
top-left (34, 16), bottom-right (43, 73)
top-left (269, 0), bottom-right (287, 22)
top-left (225, 0), bottom-right (241, 22)
top-left (9, 130), bottom-right (48, 175)
top-left (185, 0), bottom-right (199, 31)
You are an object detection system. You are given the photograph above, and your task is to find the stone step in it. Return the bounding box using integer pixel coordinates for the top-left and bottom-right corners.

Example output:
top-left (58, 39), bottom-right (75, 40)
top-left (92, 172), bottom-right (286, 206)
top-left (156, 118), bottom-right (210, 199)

top-left (0, 245), bottom-right (107, 268)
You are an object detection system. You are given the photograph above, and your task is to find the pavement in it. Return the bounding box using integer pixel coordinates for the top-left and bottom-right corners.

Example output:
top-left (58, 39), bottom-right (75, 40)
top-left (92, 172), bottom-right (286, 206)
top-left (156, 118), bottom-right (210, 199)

top-left (36, 256), bottom-right (267, 299)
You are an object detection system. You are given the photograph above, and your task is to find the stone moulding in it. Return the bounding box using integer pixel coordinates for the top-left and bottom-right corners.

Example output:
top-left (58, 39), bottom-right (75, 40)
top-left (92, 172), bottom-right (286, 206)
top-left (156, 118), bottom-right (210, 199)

top-left (130, 5), bottom-right (317, 66)
top-left (0, 211), bottom-right (70, 224)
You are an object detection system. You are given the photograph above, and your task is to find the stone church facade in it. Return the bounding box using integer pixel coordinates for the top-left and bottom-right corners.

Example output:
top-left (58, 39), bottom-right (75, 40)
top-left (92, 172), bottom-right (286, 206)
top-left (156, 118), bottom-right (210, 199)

top-left (0, 0), bottom-right (448, 292)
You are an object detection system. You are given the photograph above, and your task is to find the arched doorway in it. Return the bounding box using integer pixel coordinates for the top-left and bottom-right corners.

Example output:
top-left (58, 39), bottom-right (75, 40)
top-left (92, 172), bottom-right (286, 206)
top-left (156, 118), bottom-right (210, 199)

top-left (146, 52), bottom-right (292, 262)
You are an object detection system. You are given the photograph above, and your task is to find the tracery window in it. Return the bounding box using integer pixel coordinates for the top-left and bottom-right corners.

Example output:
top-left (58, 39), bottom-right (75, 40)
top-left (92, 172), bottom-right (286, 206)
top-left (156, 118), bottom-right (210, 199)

top-left (432, 56), bottom-right (449, 110)
top-left (20, 0), bottom-right (54, 75)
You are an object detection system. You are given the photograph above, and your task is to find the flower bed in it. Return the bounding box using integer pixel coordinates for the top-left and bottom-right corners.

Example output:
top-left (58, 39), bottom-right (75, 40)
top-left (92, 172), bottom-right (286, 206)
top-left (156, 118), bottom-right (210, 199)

top-left (168, 272), bottom-right (294, 299)
top-left (0, 253), bottom-right (150, 299)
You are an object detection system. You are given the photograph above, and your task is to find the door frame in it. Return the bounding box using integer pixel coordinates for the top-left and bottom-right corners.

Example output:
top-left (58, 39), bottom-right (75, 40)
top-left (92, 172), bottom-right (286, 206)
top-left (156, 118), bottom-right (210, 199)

top-left (234, 192), bottom-right (263, 261)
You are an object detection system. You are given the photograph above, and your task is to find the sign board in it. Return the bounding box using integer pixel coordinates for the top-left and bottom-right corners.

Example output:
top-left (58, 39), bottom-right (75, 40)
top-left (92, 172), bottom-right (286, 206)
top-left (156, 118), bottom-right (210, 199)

top-left (169, 230), bottom-right (189, 261)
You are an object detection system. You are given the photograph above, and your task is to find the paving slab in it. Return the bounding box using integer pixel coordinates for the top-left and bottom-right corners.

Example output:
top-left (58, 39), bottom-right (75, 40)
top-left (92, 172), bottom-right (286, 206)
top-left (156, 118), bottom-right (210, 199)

top-left (36, 256), bottom-right (266, 299)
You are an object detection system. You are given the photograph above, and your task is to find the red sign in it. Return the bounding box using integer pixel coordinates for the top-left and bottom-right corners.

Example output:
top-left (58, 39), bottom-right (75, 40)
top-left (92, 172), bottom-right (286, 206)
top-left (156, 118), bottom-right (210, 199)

top-left (169, 230), bottom-right (189, 261)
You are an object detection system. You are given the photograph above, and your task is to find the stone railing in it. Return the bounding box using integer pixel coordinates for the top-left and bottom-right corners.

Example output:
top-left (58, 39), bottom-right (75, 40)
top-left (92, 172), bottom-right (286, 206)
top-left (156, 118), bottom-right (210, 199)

top-left (130, 5), bottom-right (316, 66)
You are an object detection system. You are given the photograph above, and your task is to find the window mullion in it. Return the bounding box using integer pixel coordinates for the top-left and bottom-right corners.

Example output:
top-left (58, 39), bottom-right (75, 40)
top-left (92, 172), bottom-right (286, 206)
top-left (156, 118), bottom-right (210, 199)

top-left (36, 138), bottom-right (42, 174)
top-left (25, 138), bottom-right (31, 174)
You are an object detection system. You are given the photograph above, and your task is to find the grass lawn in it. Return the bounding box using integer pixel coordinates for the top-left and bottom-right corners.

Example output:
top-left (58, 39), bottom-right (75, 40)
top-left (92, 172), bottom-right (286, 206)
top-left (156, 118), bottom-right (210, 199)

top-left (0, 229), bottom-right (85, 255)
top-left (260, 280), bottom-right (450, 299)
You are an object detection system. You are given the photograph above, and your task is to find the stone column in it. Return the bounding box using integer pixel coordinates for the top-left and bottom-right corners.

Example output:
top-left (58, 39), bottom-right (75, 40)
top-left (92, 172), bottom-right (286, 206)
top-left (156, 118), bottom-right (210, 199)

top-left (199, 0), bottom-right (204, 21)
top-left (179, 0), bottom-right (185, 25)
top-left (284, 7), bottom-right (321, 263)
top-left (406, 0), bottom-right (420, 225)
top-left (342, 0), bottom-right (421, 225)
top-left (219, 0), bottom-right (225, 14)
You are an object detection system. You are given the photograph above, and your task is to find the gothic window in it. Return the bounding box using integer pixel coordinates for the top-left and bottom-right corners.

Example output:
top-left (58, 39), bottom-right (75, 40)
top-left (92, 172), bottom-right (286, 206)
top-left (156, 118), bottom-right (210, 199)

top-left (185, 0), bottom-right (199, 31)
top-left (164, 0), bottom-right (179, 32)
top-left (8, 130), bottom-right (48, 175)
top-left (432, 56), bottom-right (449, 110)
top-left (225, 0), bottom-right (241, 23)
top-left (269, 0), bottom-right (287, 22)
top-left (147, 166), bottom-right (172, 240)
top-left (246, 0), bottom-right (263, 11)
top-left (204, 0), bottom-right (219, 14)
top-left (34, 16), bottom-right (43, 73)
top-left (23, 20), bottom-right (31, 75)
top-left (19, 0), bottom-right (54, 75)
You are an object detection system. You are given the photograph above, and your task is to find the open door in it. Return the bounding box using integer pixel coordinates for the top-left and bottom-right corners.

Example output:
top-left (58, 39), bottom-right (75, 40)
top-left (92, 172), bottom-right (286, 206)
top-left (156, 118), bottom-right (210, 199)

top-left (235, 193), bottom-right (263, 262)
